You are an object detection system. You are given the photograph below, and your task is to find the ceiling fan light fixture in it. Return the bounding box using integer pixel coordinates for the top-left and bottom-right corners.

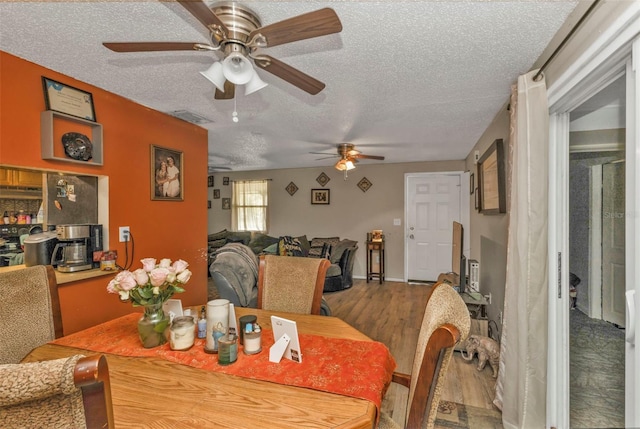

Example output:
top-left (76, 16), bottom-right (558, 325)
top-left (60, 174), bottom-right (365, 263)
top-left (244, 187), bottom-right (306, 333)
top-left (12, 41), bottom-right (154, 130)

top-left (335, 158), bottom-right (355, 171)
top-left (244, 70), bottom-right (268, 95)
top-left (222, 52), bottom-right (254, 85)
top-left (200, 61), bottom-right (226, 92)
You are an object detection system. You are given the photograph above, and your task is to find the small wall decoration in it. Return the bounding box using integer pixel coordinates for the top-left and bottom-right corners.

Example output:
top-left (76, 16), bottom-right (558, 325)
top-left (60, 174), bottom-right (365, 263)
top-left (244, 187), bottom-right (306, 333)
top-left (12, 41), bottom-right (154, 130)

top-left (150, 145), bottom-right (183, 201)
top-left (477, 138), bottom-right (506, 214)
top-left (357, 177), bottom-right (372, 192)
top-left (213, 189), bottom-right (220, 199)
top-left (42, 76), bottom-right (96, 122)
top-left (311, 189), bottom-right (330, 205)
top-left (316, 172), bottom-right (330, 187)
top-left (62, 132), bottom-right (93, 161)
top-left (222, 198), bottom-right (231, 210)
top-left (208, 176), bottom-right (214, 187)
top-left (223, 177), bottom-right (230, 186)
top-left (207, 200), bottom-right (212, 209)
top-left (285, 182), bottom-right (298, 196)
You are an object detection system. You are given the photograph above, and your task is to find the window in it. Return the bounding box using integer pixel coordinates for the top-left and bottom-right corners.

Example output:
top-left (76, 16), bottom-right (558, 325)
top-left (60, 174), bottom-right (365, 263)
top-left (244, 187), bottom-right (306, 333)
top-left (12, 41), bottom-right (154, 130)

top-left (231, 180), bottom-right (269, 232)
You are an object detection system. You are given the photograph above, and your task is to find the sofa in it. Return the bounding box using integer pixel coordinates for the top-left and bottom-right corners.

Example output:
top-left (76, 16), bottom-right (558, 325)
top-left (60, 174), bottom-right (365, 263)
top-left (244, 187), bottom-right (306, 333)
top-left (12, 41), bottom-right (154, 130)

top-left (208, 230), bottom-right (358, 293)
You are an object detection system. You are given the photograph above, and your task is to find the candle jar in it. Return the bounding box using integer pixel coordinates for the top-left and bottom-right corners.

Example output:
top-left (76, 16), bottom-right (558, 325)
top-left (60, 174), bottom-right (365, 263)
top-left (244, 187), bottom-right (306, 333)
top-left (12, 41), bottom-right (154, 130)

top-left (238, 314), bottom-right (257, 345)
top-left (205, 299), bottom-right (229, 353)
top-left (169, 316), bottom-right (195, 351)
top-left (243, 323), bottom-right (262, 355)
top-left (218, 334), bottom-right (238, 365)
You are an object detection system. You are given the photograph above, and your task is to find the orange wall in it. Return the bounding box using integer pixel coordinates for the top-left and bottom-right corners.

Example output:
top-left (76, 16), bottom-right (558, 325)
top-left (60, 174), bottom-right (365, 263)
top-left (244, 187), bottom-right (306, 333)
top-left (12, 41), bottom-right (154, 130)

top-left (0, 51), bottom-right (209, 334)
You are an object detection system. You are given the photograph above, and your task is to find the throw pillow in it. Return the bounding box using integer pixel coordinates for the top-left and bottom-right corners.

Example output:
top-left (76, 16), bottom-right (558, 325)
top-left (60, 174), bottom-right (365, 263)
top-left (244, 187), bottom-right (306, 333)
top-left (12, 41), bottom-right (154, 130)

top-left (308, 243), bottom-right (331, 259)
top-left (262, 242), bottom-right (279, 255)
top-left (330, 239), bottom-right (358, 264)
top-left (249, 233), bottom-right (279, 254)
top-left (296, 235), bottom-right (311, 256)
top-left (278, 236), bottom-right (304, 257)
top-left (207, 229), bottom-right (228, 242)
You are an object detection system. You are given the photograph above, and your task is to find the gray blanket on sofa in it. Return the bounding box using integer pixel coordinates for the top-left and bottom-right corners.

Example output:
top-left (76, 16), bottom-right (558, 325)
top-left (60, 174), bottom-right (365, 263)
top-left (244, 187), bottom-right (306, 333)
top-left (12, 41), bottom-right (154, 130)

top-left (209, 243), bottom-right (259, 307)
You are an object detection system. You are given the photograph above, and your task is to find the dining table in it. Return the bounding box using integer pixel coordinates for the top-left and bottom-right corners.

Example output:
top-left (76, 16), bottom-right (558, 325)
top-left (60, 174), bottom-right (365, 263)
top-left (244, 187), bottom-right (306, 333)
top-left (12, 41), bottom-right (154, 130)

top-left (21, 307), bottom-right (395, 429)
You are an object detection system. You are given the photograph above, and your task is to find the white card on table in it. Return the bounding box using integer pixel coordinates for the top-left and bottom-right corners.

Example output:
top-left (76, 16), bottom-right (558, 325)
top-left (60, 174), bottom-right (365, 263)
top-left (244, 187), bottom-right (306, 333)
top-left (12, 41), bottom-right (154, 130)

top-left (270, 316), bottom-right (302, 363)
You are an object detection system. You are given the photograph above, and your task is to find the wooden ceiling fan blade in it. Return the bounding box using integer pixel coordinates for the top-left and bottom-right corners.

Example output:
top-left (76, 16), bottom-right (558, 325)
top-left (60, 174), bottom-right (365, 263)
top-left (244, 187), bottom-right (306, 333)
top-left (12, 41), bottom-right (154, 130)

top-left (355, 154), bottom-right (385, 160)
top-left (102, 42), bottom-right (206, 52)
top-left (249, 8), bottom-right (342, 48)
top-left (178, 0), bottom-right (229, 35)
top-left (254, 55), bottom-right (325, 95)
top-left (214, 81), bottom-right (236, 100)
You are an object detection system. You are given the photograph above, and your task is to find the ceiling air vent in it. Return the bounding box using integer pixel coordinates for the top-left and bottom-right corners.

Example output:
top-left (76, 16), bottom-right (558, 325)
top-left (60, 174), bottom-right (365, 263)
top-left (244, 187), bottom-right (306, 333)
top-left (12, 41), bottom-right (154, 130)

top-left (167, 110), bottom-right (213, 125)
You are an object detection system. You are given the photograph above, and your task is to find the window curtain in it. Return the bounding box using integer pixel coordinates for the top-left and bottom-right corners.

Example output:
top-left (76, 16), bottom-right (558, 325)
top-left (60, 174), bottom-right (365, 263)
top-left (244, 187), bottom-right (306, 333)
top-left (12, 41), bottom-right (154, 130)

top-left (231, 180), bottom-right (268, 232)
top-left (494, 69), bottom-right (549, 428)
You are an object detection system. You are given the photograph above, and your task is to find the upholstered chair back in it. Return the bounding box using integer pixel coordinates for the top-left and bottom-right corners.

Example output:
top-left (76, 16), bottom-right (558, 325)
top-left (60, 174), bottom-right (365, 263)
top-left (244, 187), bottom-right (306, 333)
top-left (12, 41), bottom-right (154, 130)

top-left (378, 282), bottom-right (471, 429)
top-left (258, 255), bottom-right (330, 315)
top-left (0, 265), bottom-right (62, 364)
top-left (0, 354), bottom-right (114, 429)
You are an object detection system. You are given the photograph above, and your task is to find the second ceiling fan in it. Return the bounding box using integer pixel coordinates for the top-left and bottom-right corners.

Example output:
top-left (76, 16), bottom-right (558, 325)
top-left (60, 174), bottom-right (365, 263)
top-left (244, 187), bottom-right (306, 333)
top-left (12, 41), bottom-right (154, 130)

top-left (102, 1), bottom-right (343, 99)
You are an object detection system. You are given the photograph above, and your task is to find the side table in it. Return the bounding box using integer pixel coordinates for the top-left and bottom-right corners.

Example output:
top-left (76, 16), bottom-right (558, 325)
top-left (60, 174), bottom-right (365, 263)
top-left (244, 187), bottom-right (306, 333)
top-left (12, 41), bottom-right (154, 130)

top-left (366, 240), bottom-right (385, 284)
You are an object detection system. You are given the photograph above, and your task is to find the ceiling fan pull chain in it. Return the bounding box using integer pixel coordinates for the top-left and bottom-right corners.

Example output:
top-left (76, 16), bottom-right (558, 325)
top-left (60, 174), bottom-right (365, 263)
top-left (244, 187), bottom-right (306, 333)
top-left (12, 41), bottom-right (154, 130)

top-left (232, 97), bottom-right (239, 123)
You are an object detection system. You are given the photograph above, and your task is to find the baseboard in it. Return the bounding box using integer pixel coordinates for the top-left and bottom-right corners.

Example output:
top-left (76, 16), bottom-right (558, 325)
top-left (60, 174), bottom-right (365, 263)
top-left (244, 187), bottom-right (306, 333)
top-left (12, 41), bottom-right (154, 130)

top-left (352, 275), bottom-right (405, 282)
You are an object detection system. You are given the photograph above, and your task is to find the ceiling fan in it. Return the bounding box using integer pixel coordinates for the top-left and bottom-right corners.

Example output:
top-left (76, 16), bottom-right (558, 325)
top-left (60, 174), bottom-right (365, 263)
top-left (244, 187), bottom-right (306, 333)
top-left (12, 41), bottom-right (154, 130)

top-left (314, 143), bottom-right (385, 176)
top-left (102, 1), bottom-right (343, 99)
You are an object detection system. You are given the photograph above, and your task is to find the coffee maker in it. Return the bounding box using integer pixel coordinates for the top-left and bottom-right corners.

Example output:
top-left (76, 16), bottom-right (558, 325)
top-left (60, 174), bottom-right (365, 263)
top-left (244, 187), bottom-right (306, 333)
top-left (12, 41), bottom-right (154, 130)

top-left (51, 224), bottom-right (103, 272)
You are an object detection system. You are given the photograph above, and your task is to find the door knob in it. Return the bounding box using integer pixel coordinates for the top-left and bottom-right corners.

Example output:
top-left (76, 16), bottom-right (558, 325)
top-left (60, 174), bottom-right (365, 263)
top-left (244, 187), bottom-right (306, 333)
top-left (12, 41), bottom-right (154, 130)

top-left (409, 227), bottom-right (414, 231)
top-left (409, 234), bottom-right (414, 239)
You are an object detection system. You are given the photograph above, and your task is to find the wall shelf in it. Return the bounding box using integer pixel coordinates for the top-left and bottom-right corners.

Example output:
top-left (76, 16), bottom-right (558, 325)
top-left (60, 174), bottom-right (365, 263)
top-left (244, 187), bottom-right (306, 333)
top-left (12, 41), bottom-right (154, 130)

top-left (40, 110), bottom-right (103, 166)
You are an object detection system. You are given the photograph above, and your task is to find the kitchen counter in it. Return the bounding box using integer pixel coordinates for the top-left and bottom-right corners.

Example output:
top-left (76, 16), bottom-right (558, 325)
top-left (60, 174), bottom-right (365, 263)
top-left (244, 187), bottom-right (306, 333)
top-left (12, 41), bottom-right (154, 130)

top-left (0, 264), bottom-right (114, 284)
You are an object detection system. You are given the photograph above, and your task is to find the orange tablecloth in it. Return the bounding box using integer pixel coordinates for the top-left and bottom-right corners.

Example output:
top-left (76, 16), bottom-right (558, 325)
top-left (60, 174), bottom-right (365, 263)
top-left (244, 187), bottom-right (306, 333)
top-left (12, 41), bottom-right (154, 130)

top-left (52, 313), bottom-right (396, 411)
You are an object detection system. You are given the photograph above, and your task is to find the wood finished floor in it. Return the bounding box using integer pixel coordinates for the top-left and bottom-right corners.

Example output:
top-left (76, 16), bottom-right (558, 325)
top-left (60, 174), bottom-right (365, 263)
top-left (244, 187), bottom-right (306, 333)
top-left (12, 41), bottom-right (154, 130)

top-left (324, 279), bottom-right (500, 428)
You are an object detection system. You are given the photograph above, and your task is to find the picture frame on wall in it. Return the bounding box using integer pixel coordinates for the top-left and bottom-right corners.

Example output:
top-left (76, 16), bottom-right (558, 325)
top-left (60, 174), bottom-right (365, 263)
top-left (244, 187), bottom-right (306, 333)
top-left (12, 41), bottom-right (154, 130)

top-left (150, 144), bottom-right (184, 201)
top-left (222, 198), bottom-right (231, 210)
top-left (213, 189), bottom-right (220, 199)
top-left (311, 189), bottom-right (330, 205)
top-left (42, 76), bottom-right (96, 122)
top-left (223, 177), bottom-right (230, 186)
top-left (477, 139), bottom-right (506, 214)
top-left (208, 176), bottom-right (214, 187)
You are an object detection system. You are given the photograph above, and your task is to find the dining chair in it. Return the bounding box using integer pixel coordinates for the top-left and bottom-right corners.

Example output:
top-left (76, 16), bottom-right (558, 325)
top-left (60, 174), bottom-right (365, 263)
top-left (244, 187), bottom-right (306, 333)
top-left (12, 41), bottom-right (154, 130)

top-left (378, 281), bottom-right (471, 429)
top-left (0, 265), bottom-right (63, 364)
top-left (0, 354), bottom-right (115, 429)
top-left (257, 255), bottom-right (331, 315)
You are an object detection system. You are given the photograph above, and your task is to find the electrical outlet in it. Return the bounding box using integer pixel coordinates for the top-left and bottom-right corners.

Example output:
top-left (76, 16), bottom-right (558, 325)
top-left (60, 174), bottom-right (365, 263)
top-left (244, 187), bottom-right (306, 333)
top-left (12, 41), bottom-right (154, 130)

top-left (119, 226), bottom-right (130, 242)
top-left (484, 293), bottom-right (492, 305)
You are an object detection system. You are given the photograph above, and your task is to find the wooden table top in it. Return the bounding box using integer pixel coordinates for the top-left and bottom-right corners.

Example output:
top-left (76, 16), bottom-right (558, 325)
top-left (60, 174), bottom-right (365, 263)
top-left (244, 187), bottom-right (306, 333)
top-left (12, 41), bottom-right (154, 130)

top-left (22, 307), bottom-right (377, 429)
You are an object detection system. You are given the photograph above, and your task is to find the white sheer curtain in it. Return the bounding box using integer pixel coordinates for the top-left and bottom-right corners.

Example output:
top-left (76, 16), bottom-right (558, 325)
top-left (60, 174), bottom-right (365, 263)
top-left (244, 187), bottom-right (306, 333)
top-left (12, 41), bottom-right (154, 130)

top-left (494, 69), bottom-right (549, 428)
top-left (231, 180), bottom-right (269, 232)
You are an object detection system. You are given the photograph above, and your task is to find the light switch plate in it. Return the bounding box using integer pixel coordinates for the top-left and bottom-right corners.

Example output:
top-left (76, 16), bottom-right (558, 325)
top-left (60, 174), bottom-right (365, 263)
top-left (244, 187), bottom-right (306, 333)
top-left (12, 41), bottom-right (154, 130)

top-left (393, 218), bottom-right (401, 226)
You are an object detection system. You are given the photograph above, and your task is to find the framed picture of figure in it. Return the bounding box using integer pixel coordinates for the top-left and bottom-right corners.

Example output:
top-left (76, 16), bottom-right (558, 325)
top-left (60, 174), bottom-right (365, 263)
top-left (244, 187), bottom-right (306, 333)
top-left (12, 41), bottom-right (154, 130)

top-left (151, 145), bottom-right (183, 201)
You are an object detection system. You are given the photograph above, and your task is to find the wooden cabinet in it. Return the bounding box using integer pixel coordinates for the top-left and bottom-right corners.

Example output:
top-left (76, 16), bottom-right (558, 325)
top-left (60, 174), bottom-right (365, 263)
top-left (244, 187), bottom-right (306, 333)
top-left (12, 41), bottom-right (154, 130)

top-left (0, 168), bottom-right (43, 187)
top-left (0, 168), bottom-right (13, 186)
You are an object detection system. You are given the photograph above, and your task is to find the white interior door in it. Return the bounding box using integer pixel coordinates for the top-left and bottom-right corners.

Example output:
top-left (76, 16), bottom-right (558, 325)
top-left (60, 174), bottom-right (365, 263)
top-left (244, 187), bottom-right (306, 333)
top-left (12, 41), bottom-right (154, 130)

top-left (602, 160), bottom-right (626, 327)
top-left (405, 173), bottom-right (461, 282)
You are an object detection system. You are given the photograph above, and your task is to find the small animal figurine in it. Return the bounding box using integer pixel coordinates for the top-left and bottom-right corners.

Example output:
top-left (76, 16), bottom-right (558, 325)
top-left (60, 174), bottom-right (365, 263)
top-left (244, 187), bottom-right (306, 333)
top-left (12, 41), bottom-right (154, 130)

top-left (460, 334), bottom-right (499, 377)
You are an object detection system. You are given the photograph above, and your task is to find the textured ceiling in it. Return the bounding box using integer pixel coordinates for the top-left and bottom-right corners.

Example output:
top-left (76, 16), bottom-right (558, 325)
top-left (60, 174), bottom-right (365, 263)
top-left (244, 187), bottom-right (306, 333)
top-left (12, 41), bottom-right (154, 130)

top-left (0, 1), bottom-right (579, 172)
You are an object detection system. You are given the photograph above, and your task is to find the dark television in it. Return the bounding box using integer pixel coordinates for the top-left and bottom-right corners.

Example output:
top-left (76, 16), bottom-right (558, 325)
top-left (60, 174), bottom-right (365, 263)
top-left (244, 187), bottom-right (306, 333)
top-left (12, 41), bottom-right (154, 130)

top-left (452, 221), bottom-right (466, 293)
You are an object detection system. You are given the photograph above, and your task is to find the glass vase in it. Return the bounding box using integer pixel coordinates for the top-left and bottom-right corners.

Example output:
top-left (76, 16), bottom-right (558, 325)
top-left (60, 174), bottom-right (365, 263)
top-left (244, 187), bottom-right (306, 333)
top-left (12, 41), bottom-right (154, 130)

top-left (137, 302), bottom-right (169, 348)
